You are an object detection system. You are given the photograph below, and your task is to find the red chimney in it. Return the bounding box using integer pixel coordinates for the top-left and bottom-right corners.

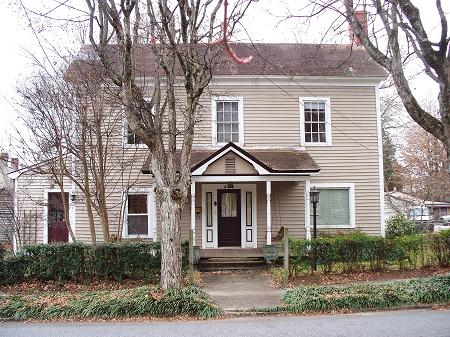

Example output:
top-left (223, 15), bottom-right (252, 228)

top-left (0, 152), bottom-right (8, 163)
top-left (10, 158), bottom-right (19, 170)
top-left (349, 10), bottom-right (368, 46)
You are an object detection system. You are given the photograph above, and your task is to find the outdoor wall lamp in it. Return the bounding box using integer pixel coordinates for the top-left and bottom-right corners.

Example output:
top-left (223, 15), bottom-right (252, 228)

top-left (309, 187), bottom-right (320, 240)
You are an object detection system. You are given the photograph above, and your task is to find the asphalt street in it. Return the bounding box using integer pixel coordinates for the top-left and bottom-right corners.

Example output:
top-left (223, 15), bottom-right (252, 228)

top-left (1, 309), bottom-right (449, 337)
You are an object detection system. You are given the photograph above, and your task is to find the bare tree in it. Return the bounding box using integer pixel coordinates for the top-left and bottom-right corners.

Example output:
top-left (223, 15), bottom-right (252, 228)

top-left (17, 54), bottom-right (143, 244)
top-left (297, 1), bottom-right (450, 170)
top-left (83, 0), bottom-right (253, 289)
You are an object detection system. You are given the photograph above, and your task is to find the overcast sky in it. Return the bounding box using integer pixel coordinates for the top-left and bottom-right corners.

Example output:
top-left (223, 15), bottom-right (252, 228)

top-left (0, 0), bottom-right (447, 153)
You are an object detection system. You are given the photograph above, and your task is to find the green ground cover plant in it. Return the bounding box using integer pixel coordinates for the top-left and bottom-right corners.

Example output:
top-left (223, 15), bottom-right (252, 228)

top-left (282, 274), bottom-right (450, 313)
top-left (0, 285), bottom-right (221, 319)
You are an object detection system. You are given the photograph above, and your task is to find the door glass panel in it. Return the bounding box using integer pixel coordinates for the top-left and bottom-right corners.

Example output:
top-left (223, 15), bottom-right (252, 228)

top-left (246, 192), bottom-right (252, 227)
top-left (221, 192), bottom-right (237, 217)
top-left (206, 192), bottom-right (212, 227)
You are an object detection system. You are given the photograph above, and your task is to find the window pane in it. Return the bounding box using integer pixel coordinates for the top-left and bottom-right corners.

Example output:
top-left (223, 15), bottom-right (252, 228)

top-left (224, 102), bottom-right (231, 112)
top-left (221, 193), bottom-right (237, 217)
top-left (319, 123), bottom-right (325, 132)
top-left (232, 101), bottom-right (238, 112)
top-left (319, 133), bottom-right (327, 142)
top-left (312, 188), bottom-right (350, 226)
top-left (128, 194), bottom-right (147, 214)
top-left (127, 215), bottom-right (148, 235)
top-left (206, 192), bottom-right (212, 227)
top-left (305, 133), bottom-right (311, 142)
top-left (217, 110), bottom-right (223, 122)
top-left (232, 133), bottom-right (239, 142)
top-left (217, 124), bottom-right (224, 132)
top-left (305, 123), bottom-right (311, 132)
top-left (232, 110), bottom-right (238, 121)
top-left (216, 102), bottom-right (224, 112)
top-left (231, 123), bottom-right (238, 132)
top-left (312, 133), bottom-right (319, 142)
top-left (224, 123), bottom-right (231, 132)
top-left (246, 192), bottom-right (252, 227)
top-left (312, 124), bottom-right (318, 132)
top-left (217, 133), bottom-right (224, 143)
top-left (224, 133), bottom-right (231, 142)
top-left (305, 111), bottom-right (311, 121)
top-left (319, 112), bottom-right (325, 122)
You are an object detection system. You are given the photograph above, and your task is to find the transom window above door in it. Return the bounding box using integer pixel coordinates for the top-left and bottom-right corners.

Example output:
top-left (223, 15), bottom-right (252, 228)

top-left (299, 97), bottom-right (332, 146)
top-left (212, 96), bottom-right (244, 146)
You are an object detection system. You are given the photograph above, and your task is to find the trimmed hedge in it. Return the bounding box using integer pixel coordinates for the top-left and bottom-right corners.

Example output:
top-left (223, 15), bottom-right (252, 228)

top-left (0, 242), bottom-right (179, 285)
top-left (282, 274), bottom-right (450, 313)
top-left (289, 230), bottom-right (450, 275)
top-left (0, 285), bottom-right (222, 319)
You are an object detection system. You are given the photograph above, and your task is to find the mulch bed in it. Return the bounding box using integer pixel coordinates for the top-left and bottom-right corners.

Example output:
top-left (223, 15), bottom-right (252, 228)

top-left (286, 266), bottom-right (450, 287)
top-left (0, 279), bottom-right (149, 295)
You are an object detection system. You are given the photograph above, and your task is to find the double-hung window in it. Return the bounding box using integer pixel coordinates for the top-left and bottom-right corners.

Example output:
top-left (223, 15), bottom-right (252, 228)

top-left (299, 97), bottom-right (331, 146)
top-left (212, 96), bottom-right (244, 146)
top-left (125, 191), bottom-right (155, 237)
top-left (126, 125), bottom-right (142, 145)
top-left (310, 183), bottom-right (355, 228)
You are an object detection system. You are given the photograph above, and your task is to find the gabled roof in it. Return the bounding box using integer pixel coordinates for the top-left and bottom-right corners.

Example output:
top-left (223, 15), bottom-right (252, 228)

top-left (79, 43), bottom-right (386, 78)
top-left (142, 142), bottom-right (320, 175)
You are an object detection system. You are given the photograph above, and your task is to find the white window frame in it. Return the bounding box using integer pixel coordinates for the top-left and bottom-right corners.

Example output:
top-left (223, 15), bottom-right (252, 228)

top-left (123, 188), bottom-right (156, 238)
top-left (299, 97), bottom-right (332, 146)
top-left (310, 182), bottom-right (355, 229)
top-left (211, 96), bottom-right (244, 147)
top-left (122, 120), bottom-right (148, 148)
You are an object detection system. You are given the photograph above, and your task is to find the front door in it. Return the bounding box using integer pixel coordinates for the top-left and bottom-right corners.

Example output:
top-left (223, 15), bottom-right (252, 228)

top-left (217, 189), bottom-right (241, 247)
top-left (48, 192), bottom-right (69, 243)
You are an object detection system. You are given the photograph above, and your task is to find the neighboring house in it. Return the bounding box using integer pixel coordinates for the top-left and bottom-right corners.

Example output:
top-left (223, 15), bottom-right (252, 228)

top-left (9, 42), bottom-right (387, 251)
top-left (384, 190), bottom-right (450, 222)
top-left (0, 153), bottom-right (18, 247)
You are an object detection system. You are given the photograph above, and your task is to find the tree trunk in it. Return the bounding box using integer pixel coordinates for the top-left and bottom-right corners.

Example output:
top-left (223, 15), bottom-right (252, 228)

top-left (158, 188), bottom-right (183, 289)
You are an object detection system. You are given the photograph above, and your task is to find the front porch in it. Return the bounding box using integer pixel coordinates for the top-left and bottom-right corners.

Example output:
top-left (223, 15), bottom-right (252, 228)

top-left (187, 143), bottom-right (321, 251)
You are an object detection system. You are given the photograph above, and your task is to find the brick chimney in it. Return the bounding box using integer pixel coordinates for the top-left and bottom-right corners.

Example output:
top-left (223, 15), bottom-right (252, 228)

top-left (10, 158), bottom-right (19, 170)
top-left (0, 152), bottom-right (8, 164)
top-left (349, 10), bottom-right (368, 46)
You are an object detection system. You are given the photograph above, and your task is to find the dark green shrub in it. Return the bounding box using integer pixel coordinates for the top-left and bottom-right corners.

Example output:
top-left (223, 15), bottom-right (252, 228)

top-left (429, 229), bottom-right (450, 267)
top-left (0, 241), bottom-right (163, 285)
top-left (386, 214), bottom-right (416, 238)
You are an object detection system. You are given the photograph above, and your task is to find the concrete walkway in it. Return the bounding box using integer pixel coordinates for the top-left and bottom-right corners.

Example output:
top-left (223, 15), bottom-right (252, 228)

top-left (202, 270), bottom-right (284, 310)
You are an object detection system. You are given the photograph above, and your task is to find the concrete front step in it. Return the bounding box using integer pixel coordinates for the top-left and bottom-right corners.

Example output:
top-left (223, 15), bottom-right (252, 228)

top-left (197, 257), bottom-right (266, 271)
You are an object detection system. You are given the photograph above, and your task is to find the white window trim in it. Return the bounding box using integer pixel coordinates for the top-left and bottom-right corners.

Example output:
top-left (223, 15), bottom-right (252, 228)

top-left (122, 120), bottom-right (148, 149)
top-left (211, 96), bottom-right (244, 147)
top-left (43, 188), bottom-right (76, 244)
top-left (299, 97), bottom-right (332, 146)
top-left (309, 182), bottom-right (355, 229)
top-left (123, 188), bottom-right (156, 239)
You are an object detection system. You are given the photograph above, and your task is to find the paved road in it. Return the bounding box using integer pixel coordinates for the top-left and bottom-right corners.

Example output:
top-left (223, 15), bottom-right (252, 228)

top-left (1, 309), bottom-right (450, 337)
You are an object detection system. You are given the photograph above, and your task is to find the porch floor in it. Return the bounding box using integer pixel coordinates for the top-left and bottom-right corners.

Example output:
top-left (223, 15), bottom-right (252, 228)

top-left (200, 248), bottom-right (263, 258)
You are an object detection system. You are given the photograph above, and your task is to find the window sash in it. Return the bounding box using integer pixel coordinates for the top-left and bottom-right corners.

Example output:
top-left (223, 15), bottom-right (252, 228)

top-left (303, 100), bottom-right (327, 143)
top-left (126, 193), bottom-right (149, 236)
top-left (312, 188), bottom-right (350, 226)
top-left (216, 100), bottom-right (239, 143)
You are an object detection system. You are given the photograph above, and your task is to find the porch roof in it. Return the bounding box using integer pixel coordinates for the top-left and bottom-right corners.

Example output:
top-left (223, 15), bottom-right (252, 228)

top-left (141, 143), bottom-right (320, 175)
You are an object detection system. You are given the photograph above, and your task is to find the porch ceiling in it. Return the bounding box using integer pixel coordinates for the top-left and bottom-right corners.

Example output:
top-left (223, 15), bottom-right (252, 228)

top-left (141, 142), bottom-right (320, 175)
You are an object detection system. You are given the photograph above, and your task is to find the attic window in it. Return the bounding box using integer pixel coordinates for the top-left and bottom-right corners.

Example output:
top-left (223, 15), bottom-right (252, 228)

top-left (225, 156), bottom-right (236, 174)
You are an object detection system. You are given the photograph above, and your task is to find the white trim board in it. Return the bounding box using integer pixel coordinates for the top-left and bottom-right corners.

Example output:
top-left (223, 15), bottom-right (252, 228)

top-left (375, 85), bottom-right (386, 236)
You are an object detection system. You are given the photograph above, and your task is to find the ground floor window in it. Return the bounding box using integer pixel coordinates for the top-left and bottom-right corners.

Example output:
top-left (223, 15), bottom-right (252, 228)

top-left (311, 183), bottom-right (355, 228)
top-left (125, 191), bottom-right (154, 237)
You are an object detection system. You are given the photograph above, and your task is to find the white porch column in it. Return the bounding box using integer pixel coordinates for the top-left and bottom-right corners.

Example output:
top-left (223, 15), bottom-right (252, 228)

top-left (190, 181), bottom-right (196, 246)
top-left (266, 180), bottom-right (272, 245)
top-left (305, 178), bottom-right (311, 241)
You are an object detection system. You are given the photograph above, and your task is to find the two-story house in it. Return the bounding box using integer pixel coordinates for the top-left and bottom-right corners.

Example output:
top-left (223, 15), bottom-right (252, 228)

top-left (9, 43), bottom-right (386, 253)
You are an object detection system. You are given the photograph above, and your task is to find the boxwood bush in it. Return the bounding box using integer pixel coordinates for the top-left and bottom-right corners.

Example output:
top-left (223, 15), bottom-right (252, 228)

top-left (289, 230), bottom-right (450, 275)
top-left (0, 241), bottom-right (164, 285)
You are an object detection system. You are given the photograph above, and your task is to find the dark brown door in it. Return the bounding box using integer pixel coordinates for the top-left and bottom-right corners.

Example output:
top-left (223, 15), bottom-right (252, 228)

top-left (217, 189), bottom-right (241, 247)
top-left (48, 192), bottom-right (69, 243)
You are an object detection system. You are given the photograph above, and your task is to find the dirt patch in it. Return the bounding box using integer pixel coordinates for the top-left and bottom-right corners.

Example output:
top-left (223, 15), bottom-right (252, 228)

top-left (285, 266), bottom-right (450, 287)
top-left (0, 279), bottom-right (150, 295)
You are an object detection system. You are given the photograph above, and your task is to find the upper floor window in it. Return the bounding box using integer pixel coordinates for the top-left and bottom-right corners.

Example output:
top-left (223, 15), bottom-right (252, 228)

top-left (212, 96), bottom-right (244, 146)
top-left (127, 125), bottom-right (142, 145)
top-left (299, 97), bottom-right (332, 146)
